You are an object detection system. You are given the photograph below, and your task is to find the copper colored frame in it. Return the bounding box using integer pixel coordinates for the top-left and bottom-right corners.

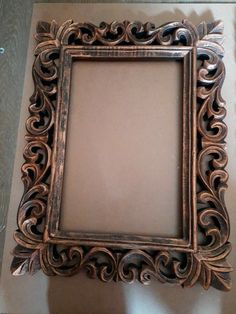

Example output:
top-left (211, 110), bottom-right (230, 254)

top-left (11, 19), bottom-right (232, 291)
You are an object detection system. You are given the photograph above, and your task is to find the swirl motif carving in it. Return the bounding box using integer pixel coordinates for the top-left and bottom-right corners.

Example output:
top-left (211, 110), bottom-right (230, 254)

top-left (11, 19), bottom-right (232, 290)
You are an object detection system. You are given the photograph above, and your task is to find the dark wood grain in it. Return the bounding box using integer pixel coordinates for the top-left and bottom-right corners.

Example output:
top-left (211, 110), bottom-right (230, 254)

top-left (10, 18), bottom-right (232, 291)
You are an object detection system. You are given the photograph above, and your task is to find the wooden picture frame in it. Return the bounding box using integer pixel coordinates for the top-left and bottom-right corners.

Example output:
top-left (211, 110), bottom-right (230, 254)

top-left (11, 19), bottom-right (232, 291)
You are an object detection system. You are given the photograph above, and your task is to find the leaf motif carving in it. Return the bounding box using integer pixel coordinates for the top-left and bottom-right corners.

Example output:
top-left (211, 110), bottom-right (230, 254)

top-left (195, 243), bottom-right (232, 291)
top-left (11, 245), bottom-right (41, 276)
top-left (36, 21), bottom-right (51, 34)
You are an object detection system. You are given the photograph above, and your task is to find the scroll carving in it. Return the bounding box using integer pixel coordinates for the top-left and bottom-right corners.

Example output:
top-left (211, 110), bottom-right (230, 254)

top-left (11, 19), bottom-right (232, 291)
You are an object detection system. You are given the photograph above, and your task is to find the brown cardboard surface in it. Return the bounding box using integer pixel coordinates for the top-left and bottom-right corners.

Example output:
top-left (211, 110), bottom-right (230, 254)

top-left (0, 4), bottom-right (236, 314)
top-left (61, 60), bottom-right (182, 236)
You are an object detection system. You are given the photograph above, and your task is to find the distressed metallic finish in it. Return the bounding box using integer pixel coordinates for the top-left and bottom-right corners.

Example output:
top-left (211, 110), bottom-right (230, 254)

top-left (11, 19), bottom-right (232, 291)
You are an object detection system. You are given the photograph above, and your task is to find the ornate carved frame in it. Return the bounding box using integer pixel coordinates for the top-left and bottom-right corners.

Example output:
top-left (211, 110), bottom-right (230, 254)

top-left (11, 19), bottom-right (232, 291)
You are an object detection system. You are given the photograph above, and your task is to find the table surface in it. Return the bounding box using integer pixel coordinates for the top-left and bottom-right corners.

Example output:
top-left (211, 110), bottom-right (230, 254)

top-left (0, 2), bottom-right (236, 314)
top-left (0, 0), bottom-right (236, 275)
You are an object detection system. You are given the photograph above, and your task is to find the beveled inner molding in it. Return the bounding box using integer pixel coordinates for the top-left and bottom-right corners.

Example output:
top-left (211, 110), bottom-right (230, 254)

top-left (48, 46), bottom-right (195, 250)
top-left (11, 19), bottom-right (232, 291)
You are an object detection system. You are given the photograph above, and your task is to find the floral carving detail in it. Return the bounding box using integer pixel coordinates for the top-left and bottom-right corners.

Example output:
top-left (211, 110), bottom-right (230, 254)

top-left (11, 19), bottom-right (232, 291)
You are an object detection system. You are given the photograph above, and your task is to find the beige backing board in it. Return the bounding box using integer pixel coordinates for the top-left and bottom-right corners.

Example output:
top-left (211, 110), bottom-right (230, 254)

top-left (1, 3), bottom-right (236, 314)
top-left (60, 60), bottom-right (182, 237)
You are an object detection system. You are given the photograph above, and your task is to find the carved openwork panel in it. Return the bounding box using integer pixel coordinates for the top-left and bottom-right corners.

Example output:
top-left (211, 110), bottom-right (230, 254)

top-left (11, 19), bottom-right (232, 291)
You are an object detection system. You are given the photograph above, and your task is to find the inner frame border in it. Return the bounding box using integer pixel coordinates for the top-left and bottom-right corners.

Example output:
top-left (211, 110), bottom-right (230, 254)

top-left (45, 46), bottom-right (197, 252)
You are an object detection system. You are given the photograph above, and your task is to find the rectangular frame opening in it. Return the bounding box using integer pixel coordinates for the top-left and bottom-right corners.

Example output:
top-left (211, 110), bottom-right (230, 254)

top-left (46, 46), bottom-right (196, 251)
